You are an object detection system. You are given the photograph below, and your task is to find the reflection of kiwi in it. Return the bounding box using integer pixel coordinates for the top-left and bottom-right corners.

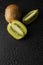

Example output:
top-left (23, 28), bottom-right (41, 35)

top-left (7, 20), bottom-right (27, 40)
top-left (5, 4), bottom-right (22, 23)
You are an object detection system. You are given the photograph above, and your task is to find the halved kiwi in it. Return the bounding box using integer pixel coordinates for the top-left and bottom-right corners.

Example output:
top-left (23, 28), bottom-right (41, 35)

top-left (22, 9), bottom-right (39, 25)
top-left (7, 20), bottom-right (27, 40)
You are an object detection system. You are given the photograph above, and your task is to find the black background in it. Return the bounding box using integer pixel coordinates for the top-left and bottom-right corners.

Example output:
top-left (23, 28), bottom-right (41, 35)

top-left (0, 0), bottom-right (43, 65)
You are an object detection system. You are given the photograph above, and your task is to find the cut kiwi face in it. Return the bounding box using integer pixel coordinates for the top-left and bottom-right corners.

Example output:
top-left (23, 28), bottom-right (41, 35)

top-left (7, 20), bottom-right (27, 40)
top-left (22, 9), bottom-right (39, 25)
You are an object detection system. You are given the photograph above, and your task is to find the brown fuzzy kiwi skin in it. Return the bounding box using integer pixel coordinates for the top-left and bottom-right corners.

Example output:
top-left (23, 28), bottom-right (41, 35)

top-left (5, 4), bottom-right (22, 23)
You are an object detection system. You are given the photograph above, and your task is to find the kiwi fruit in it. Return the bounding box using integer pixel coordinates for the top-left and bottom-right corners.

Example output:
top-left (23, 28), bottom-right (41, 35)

top-left (22, 9), bottom-right (39, 25)
top-left (5, 4), bottom-right (22, 23)
top-left (7, 20), bottom-right (27, 40)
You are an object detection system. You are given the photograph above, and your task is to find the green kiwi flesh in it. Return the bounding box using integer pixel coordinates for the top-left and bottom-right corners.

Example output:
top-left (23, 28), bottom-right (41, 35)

top-left (7, 20), bottom-right (27, 40)
top-left (22, 9), bottom-right (39, 25)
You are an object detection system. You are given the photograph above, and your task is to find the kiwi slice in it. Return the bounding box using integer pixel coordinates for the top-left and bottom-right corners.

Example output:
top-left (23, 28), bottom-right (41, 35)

top-left (7, 20), bottom-right (27, 40)
top-left (22, 9), bottom-right (39, 25)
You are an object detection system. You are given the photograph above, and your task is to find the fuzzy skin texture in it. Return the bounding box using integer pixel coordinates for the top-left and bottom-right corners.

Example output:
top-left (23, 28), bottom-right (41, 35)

top-left (5, 4), bottom-right (22, 23)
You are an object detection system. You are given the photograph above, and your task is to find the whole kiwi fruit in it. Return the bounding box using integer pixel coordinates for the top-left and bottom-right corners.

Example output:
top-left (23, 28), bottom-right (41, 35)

top-left (5, 4), bottom-right (22, 23)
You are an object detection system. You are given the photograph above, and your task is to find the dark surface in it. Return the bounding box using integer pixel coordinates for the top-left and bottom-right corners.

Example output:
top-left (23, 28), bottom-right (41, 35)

top-left (0, 0), bottom-right (43, 65)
